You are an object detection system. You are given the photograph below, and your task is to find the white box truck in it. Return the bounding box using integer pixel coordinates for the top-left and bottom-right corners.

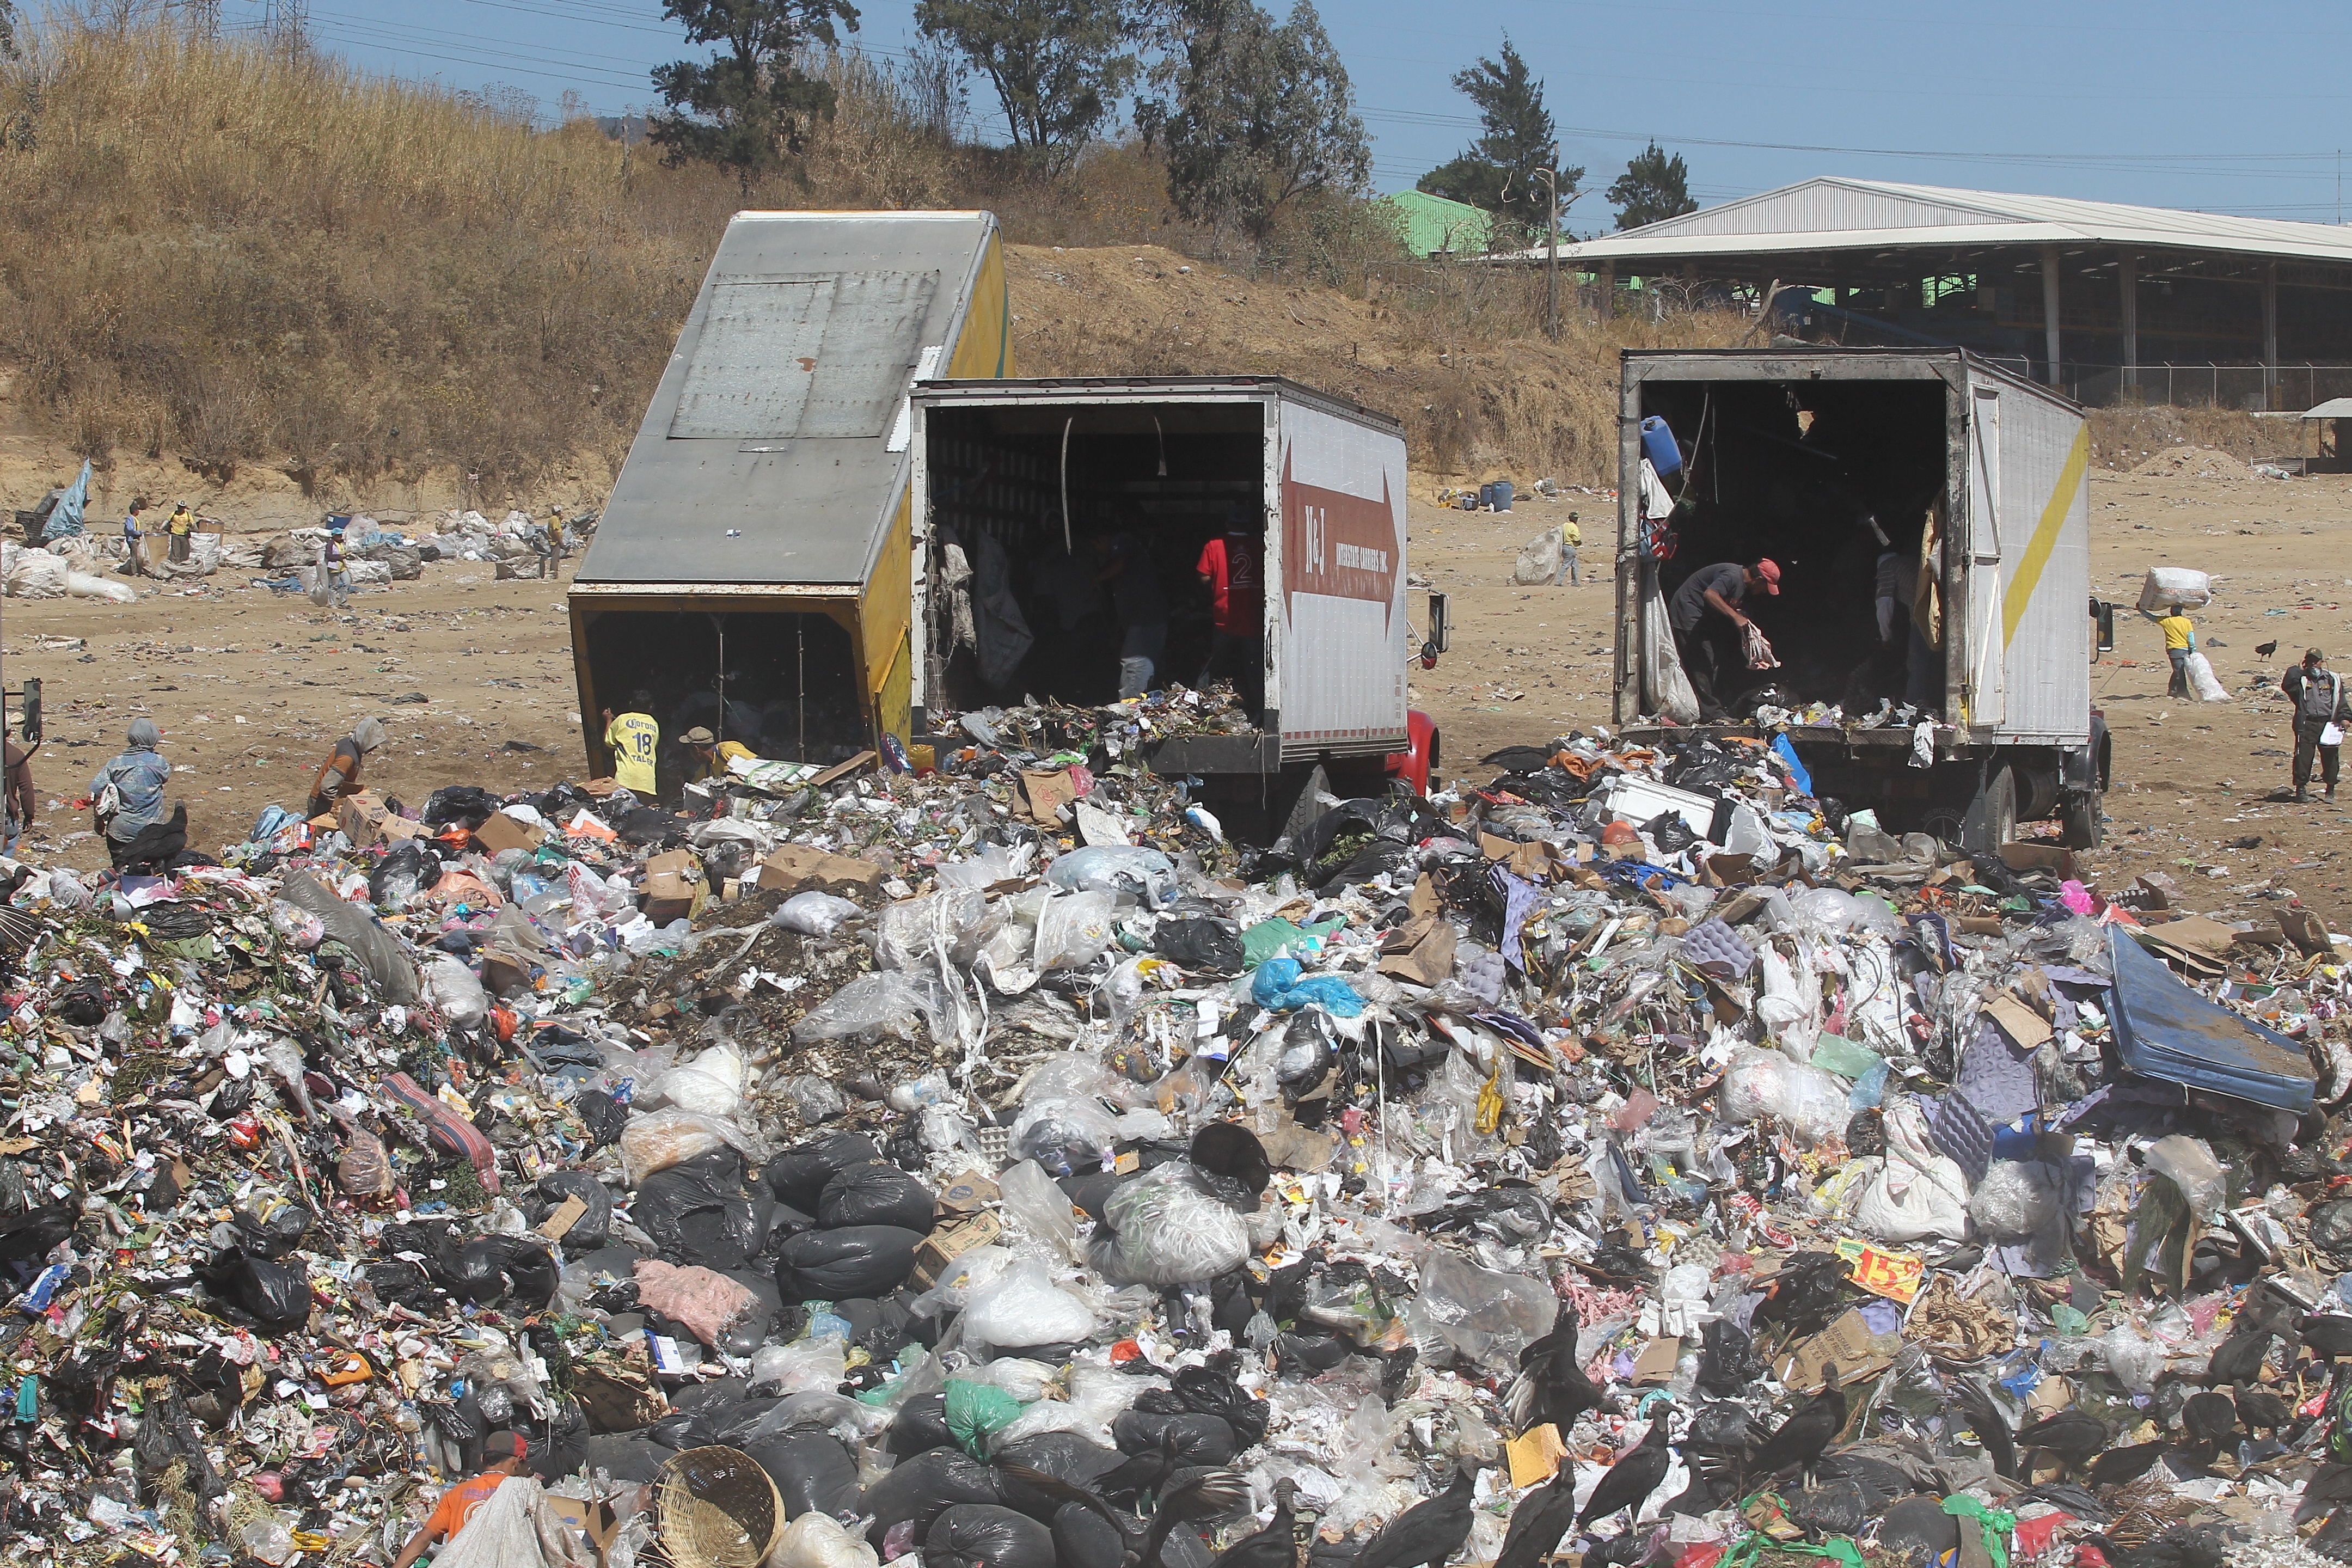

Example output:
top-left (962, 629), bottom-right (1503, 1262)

top-left (1614, 346), bottom-right (2109, 849)
top-left (908, 376), bottom-right (1442, 831)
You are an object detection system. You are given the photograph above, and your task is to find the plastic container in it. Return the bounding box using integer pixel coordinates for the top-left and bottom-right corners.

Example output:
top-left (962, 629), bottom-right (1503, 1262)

top-left (1492, 479), bottom-right (1513, 512)
top-left (1641, 415), bottom-right (1682, 476)
top-left (1478, 483), bottom-right (1496, 511)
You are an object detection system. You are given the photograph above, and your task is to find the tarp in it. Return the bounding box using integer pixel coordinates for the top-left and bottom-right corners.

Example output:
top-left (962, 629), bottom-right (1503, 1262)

top-left (2108, 925), bottom-right (2316, 1111)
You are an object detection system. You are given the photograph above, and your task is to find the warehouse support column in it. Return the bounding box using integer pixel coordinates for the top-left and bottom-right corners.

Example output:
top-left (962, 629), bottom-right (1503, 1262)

top-left (2120, 254), bottom-right (2138, 402)
top-left (2263, 262), bottom-right (2280, 408)
top-left (2041, 245), bottom-right (2062, 390)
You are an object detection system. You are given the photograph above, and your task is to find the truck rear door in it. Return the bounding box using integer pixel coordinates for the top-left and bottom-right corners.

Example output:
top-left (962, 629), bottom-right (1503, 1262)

top-left (1961, 382), bottom-right (2007, 729)
top-left (1273, 397), bottom-right (1410, 760)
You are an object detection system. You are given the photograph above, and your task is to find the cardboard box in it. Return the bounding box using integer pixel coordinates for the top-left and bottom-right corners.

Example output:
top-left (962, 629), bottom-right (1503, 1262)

top-left (641, 848), bottom-right (707, 923)
top-left (911, 1210), bottom-right (1002, 1289)
top-left (756, 843), bottom-right (883, 892)
top-left (936, 1172), bottom-right (1001, 1215)
top-left (337, 791), bottom-right (390, 843)
top-left (474, 810), bottom-right (545, 856)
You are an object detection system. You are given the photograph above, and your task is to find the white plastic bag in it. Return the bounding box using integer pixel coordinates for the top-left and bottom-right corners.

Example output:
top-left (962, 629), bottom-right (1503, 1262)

top-left (618, 1107), bottom-right (767, 1186)
top-left (1094, 1161), bottom-right (1251, 1286)
top-left (964, 1258), bottom-right (1097, 1349)
top-left (1852, 1099), bottom-right (1971, 1244)
top-left (2185, 651), bottom-right (2229, 702)
top-left (1718, 1046), bottom-right (1848, 1147)
top-left (2137, 567), bottom-right (2212, 612)
top-left (774, 891), bottom-right (859, 936)
top-left (432, 1474), bottom-right (547, 1568)
top-left (789, 971), bottom-right (938, 1047)
top-left (1967, 1159), bottom-right (2062, 1242)
top-left (771, 1511), bottom-right (881, 1568)
top-left (1033, 890), bottom-right (1117, 971)
top-left (1045, 846), bottom-right (1179, 908)
top-left (875, 888), bottom-right (992, 970)
top-left (423, 955), bottom-right (490, 1032)
top-left (2100, 1324), bottom-right (2164, 1393)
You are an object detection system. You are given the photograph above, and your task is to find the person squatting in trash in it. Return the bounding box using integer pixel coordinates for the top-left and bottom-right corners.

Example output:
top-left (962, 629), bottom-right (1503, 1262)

top-left (678, 725), bottom-right (756, 786)
top-left (308, 718), bottom-right (388, 819)
top-left (2281, 646), bottom-right (2351, 804)
top-left (1669, 558), bottom-right (1780, 721)
top-left (389, 1430), bottom-right (534, 1568)
top-left (90, 719), bottom-right (175, 869)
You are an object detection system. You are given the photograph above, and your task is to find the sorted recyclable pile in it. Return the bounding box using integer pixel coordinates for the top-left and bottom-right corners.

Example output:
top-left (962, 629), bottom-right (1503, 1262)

top-left (13, 707), bottom-right (2352, 1568)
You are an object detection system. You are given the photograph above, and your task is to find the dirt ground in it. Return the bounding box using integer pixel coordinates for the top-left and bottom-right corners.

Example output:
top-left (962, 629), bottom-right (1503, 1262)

top-left (7, 449), bottom-right (2349, 935)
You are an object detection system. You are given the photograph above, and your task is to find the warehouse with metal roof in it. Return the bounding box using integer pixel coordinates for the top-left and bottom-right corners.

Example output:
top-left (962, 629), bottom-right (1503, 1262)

top-left (1526, 177), bottom-right (2352, 407)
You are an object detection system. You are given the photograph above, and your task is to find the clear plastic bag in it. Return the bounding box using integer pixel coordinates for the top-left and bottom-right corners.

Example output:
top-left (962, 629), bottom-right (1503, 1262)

top-left (749, 1336), bottom-right (848, 1395)
top-left (996, 1161), bottom-right (1081, 1260)
top-left (1046, 845), bottom-right (1179, 908)
top-left (783, 1075), bottom-right (847, 1123)
top-left (2145, 1134), bottom-right (2226, 1221)
top-left (790, 972), bottom-right (938, 1048)
top-left (1718, 1046), bottom-right (1848, 1146)
top-left (1403, 1251), bottom-right (1558, 1374)
top-left (1033, 891), bottom-right (1117, 971)
top-left (2100, 1324), bottom-right (2164, 1393)
top-left (964, 1257), bottom-right (1098, 1349)
top-left (875, 889), bottom-right (993, 971)
top-left (1967, 1159), bottom-right (2061, 1242)
top-left (649, 1063), bottom-right (743, 1121)
top-left (935, 842), bottom-right (1032, 890)
top-left (771, 1511), bottom-right (882, 1568)
top-left (774, 892), bottom-right (860, 936)
top-left (1095, 1161), bottom-right (1251, 1287)
top-left (617, 1107), bottom-right (767, 1186)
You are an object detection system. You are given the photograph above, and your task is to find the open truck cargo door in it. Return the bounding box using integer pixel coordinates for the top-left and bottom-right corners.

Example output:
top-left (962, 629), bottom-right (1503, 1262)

top-left (566, 210), bottom-right (1012, 789)
top-left (1961, 382), bottom-right (2006, 730)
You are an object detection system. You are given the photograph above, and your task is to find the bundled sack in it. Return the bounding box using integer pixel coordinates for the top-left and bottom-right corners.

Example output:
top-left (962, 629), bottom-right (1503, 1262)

top-left (1109, 1410), bottom-right (1239, 1466)
top-left (765, 1132), bottom-right (883, 1212)
top-left (746, 1428), bottom-right (863, 1517)
top-left (522, 1171), bottom-right (614, 1255)
top-left (1093, 1161), bottom-right (1252, 1286)
top-left (436, 1236), bottom-right (560, 1309)
top-left (924, 1504), bottom-right (1057, 1568)
top-left (818, 1161), bottom-right (937, 1232)
top-left (860, 1448), bottom-right (1002, 1546)
top-left (2137, 566), bottom-right (2213, 612)
top-left (1851, 1099), bottom-right (1970, 1244)
top-left (775, 1226), bottom-right (924, 1300)
top-left (635, 1150), bottom-right (759, 1272)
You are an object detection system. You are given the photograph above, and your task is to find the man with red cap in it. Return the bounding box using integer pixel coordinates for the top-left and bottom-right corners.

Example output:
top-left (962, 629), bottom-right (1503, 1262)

top-left (1666, 558), bottom-right (1781, 721)
top-left (391, 1431), bottom-right (532, 1568)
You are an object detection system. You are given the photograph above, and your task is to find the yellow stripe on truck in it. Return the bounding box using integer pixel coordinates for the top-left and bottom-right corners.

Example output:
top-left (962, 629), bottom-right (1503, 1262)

top-left (2000, 424), bottom-right (2089, 649)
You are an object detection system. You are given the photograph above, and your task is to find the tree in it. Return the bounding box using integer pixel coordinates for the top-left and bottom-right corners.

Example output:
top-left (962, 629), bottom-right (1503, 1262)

top-left (649, 0), bottom-right (862, 192)
top-left (915, 0), bottom-right (1135, 171)
top-left (1609, 141), bottom-right (1698, 230)
top-left (1141, 0), bottom-right (1370, 243)
top-left (1416, 38), bottom-right (1572, 232)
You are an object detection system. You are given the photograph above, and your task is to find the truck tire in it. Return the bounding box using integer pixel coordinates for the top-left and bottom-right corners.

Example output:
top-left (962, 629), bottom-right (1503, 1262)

top-left (2060, 791), bottom-right (2104, 850)
top-left (1961, 765), bottom-right (2018, 855)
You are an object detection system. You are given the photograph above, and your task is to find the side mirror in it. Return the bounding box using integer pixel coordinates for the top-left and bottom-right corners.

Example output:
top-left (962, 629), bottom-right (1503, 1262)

top-left (1427, 590), bottom-right (1449, 654)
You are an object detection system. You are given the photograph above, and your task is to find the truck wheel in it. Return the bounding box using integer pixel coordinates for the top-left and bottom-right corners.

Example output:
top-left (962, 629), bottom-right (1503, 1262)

top-left (1962, 765), bottom-right (2018, 855)
top-left (2060, 791), bottom-right (2104, 849)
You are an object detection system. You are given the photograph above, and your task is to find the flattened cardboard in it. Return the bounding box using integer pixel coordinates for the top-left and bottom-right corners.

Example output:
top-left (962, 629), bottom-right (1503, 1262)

top-left (537, 1195), bottom-right (589, 1241)
top-left (1505, 1423), bottom-right (1567, 1487)
top-left (757, 844), bottom-right (883, 891)
top-left (1378, 917), bottom-right (1456, 987)
top-left (1775, 1307), bottom-right (1889, 1394)
top-left (1022, 769), bottom-right (1080, 825)
top-left (911, 1210), bottom-right (1003, 1289)
top-left (1982, 989), bottom-right (2054, 1051)
top-left (474, 810), bottom-right (545, 856)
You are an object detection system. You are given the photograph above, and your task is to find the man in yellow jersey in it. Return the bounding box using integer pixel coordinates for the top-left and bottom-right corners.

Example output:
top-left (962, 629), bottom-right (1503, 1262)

top-left (2141, 604), bottom-right (2195, 698)
top-left (600, 690), bottom-right (660, 797)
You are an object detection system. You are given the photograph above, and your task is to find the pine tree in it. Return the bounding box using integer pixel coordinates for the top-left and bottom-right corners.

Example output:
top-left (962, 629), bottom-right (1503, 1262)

top-left (1608, 142), bottom-right (1699, 230)
top-left (1416, 38), bottom-right (1573, 231)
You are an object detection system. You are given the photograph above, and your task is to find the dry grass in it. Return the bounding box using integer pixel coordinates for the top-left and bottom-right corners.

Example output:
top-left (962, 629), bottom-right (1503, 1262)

top-left (2087, 405), bottom-right (2298, 469)
top-left (0, 21), bottom-right (1737, 497)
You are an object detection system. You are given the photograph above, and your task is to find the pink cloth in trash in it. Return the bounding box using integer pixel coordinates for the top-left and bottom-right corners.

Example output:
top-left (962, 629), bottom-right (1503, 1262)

top-left (2059, 880), bottom-right (2096, 916)
top-left (633, 1259), bottom-right (757, 1348)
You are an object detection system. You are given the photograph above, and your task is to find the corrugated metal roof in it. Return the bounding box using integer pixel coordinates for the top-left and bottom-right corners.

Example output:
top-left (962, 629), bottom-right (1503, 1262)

top-left (577, 210), bottom-right (999, 589)
top-left (1510, 176), bottom-right (2352, 266)
top-left (2306, 398), bottom-right (2352, 419)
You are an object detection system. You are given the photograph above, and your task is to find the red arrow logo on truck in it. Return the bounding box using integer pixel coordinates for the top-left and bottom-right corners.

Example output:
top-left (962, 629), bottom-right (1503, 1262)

top-left (1281, 448), bottom-right (1398, 629)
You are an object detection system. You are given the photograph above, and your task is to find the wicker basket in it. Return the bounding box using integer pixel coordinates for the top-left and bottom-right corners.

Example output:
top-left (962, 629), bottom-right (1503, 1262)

top-left (655, 1445), bottom-right (787, 1568)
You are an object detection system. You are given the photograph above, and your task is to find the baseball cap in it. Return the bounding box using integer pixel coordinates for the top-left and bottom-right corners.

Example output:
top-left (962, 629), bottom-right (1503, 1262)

top-left (483, 1430), bottom-right (528, 1462)
top-left (679, 726), bottom-right (716, 745)
top-left (2311, 647), bottom-right (2328, 662)
top-left (1755, 559), bottom-right (1783, 594)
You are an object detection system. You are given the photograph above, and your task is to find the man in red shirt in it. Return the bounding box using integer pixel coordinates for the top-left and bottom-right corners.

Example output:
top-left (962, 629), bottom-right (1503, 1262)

top-left (392, 1431), bottom-right (531, 1568)
top-left (1195, 517), bottom-right (1264, 716)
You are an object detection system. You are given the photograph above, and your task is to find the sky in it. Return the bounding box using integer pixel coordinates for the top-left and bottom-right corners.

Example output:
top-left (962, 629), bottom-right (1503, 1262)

top-left (214, 0), bottom-right (2352, 232)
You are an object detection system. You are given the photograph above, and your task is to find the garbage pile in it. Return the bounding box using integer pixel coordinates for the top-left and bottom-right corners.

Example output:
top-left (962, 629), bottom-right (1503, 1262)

top-left (7, 705), bottom-right (2352, 1568)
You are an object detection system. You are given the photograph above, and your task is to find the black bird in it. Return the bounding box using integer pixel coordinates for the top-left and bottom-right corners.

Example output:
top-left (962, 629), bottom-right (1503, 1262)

top-left (2180, 1390), bottom-right (2239, 1454)
top-left (1744, 1364), bottom-right (1848, 1485)
top-left (1100, 1431), bottom-right (1185, 1505)
top-left (1211, 1479), bottom-right (1298, 1568)
top-left (1493, 1466), bottom-right (1580, 1568)
top-left (1353, 1465), bottom-right (1480, 1568)
top-left (1579, 1410), bottom-right (1676, 1528)
top-left (2206, 1327), bottom-right (2274, 1386)
top-left (1952, 1381), bottom-right (2013, 1481)
top-left (2015, 1410), bottom-right (2108, 1476)
top-left (2233, 1382), bottom-right (2292, 1437)
top-left (1508, 1297), bottom-right (1620, 1434)
top-left (2085, 1441), bottom-right (2169, 1490)
top-left (2304, 1315), bottom-right (2352, 1361)
top-left (1696, 1319), bottom-right (1765, 1399)
top-left (1000, 1462), bottom-right (1251, 1568)
top-left (2081, 1524), bottom-right (2236, 1568)
top-left (2257, 641), bottom-right (2280, 661)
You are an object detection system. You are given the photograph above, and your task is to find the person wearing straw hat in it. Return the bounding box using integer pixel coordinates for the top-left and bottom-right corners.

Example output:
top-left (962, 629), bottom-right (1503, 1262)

top-left (390, 1431), bottom-right (532, 1568)
top-left (678, 725), bottom-right (756, 786)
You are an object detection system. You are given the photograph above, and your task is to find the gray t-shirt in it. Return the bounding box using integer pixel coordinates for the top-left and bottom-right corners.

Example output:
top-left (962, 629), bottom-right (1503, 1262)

top-left (1669, 562), bottom-right (1748, 634)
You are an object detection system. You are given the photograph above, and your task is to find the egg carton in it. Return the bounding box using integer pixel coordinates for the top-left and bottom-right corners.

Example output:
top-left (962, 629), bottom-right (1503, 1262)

top-left (1680, 917), bottom-right (1757, 979)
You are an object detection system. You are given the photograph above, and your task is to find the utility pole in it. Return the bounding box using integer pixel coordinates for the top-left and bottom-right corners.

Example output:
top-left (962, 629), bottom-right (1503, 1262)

top-left (1530, 152), bottom-right (1579, 340)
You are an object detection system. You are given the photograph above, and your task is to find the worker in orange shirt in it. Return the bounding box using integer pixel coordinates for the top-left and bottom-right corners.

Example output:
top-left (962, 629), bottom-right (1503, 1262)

top-left (390, 1431), bottom-right (532, 1568)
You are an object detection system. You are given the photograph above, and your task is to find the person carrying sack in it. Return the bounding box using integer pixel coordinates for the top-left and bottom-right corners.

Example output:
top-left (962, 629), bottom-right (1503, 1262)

top-left (2281, 646), bottom-right (2350, 803)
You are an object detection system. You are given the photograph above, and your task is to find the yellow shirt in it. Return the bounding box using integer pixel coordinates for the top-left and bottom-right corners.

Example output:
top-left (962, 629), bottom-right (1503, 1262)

top-left (603, 712), bottom-right (659, 793)
top-left (1562, 520), bottom-right (1582, 548)
top-left (2159, 614), bottom-right (2193, 652)
top-left (684, 739), bottom-right (757, 783)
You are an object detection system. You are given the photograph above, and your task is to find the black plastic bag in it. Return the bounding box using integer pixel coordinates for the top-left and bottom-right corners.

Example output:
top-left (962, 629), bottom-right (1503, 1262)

top-left (745, 1428), bottom-right (862, 1517)
top-left (818, 1162), bottom-right (937, 1233)
top-left (232, 1204), bottom-right (312, 1261)
top-left (926, 1503), bottom-right (1057, 1568)
top-left (860, 1448), bottom-right (1001, 1546)
top-left (764, 1133), bottom-right (881, 1212)
top-left (524, 1171), bottom-right (613, 1255)
top-left (571, 1088), bottom-right (629, 1149)
top-left (889, 1392), bottom-right (953, 1456)
top-left (435, 1236), bottom-right (559, 1308)
top-left (1054, 1500), bottom-right (1130, 1568)
top-left (775, 1226), bottom-right (923, 1300)
top-left (1189, 1123), bottom-right (1270, 1201)
top-left (421, 785), bottom-right (502, 831)
top-left (615, 807), bottom-right (689, 847)
top-left (1172, 1365), bottom-right (1268, 1448)
top-left (368, 840), bottom-right (443, 908)
top-left (994, 1433), bottom-right (1125, 1520)
top-left (1109, 1411), bottom-right (1238, 1465)
top-left (636, 1151), bottom-right (758, 1272)
top-left (1154, 917), bottom-right (1244, 975)
top-left (365, 1257), bottom-right (440, 1310)
top-left (1643, 811), bottom-right (1698, 854)
top-left (197, 1247), bottom-right (312, 1333)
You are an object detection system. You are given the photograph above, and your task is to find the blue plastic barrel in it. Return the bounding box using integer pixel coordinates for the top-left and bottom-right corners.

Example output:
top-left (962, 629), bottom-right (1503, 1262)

top-left (1493, 480), bottom-right (1513, 512)
top-left (1478, 482), bottom-right (1496, 511)
top-left (1640, 415), bottom-right (1682, 475)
